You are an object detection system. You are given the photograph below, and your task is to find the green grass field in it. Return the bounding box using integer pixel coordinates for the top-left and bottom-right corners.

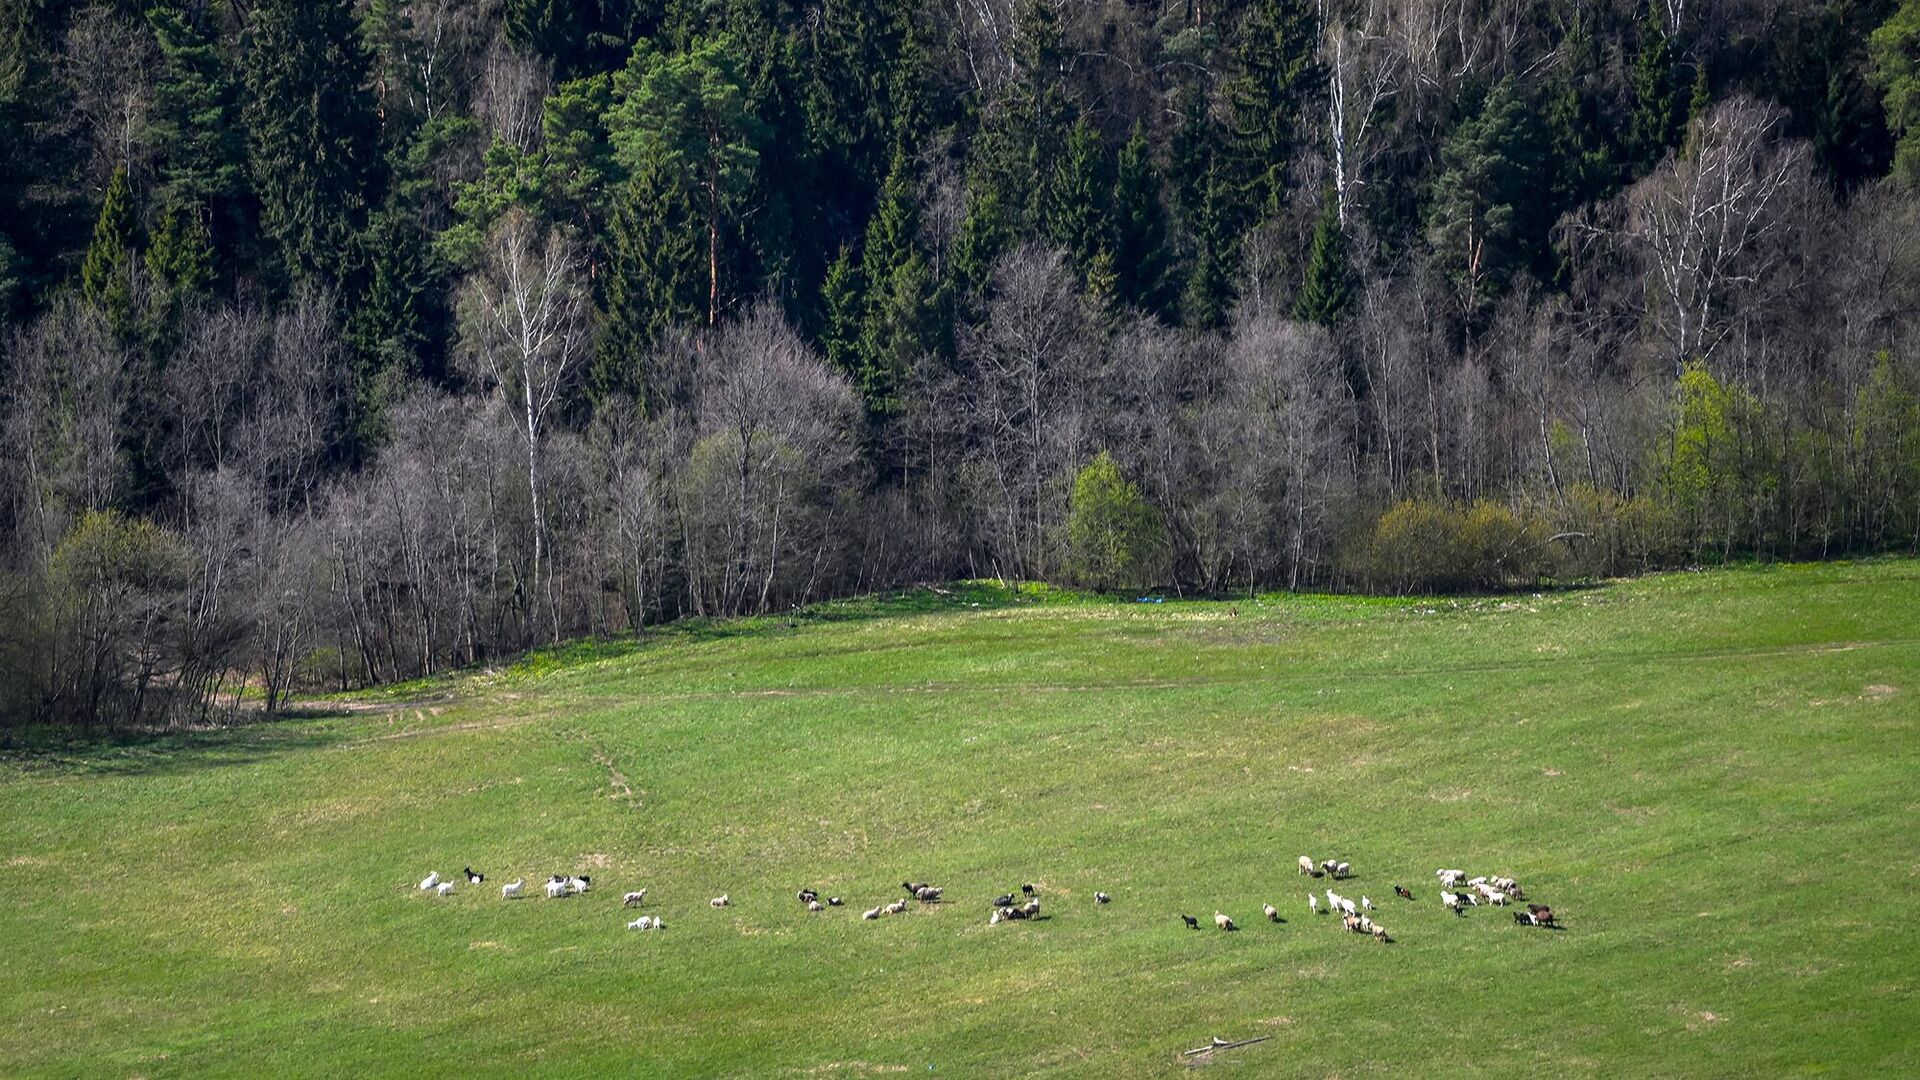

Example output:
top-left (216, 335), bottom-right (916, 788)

top-left (3, 562), bottom-right (1918, 1077)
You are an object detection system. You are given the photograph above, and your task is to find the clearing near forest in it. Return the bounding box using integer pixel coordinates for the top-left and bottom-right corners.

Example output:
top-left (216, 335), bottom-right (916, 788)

top-left (2, 561), bottom-right (1917, 1076)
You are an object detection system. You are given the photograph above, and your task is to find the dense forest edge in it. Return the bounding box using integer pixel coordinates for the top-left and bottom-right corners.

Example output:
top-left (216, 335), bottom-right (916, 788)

top-left (2, 0), bottom-right (1919, 728)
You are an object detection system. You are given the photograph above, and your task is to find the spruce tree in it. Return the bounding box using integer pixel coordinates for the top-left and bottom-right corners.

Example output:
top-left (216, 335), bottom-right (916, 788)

top-left (244, 0), bottom-right (384, 288)
top-left (1181, 158), bottom-right (1234, 331)
top-left (1224, 0), bottom-right (1321, 220)
top-left (144, 199), bottom-right (214, 299)
top-left (1294, 192), bottom-right (1354, 327)
top-left (1112, 123), bottom-right (1172, 316)
top-left (594, 148), bottom-right (702, 409)
top-left (953, 161), bottom-right (1015, 304)
top-left (821, 245), bottom-right (866, 379)
top-left (1630, 6), bottom-right (1682, 170)
top-left (81, 165), bottom-right (136, 310)
top-left (146, 5), bottom-right (245, 232)
top-left (1048, 117), bottom-right (1114, 286)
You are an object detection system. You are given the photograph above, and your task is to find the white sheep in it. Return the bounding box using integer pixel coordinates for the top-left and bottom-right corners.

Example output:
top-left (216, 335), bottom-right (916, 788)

top-left (1298, 855), bottom-right (1316, 875)
top-left (884, 899), bottom-right (908, 915)
top-left (1361, 895), bottom-right (1374, 912)
top-left (546, 879), bottom-right (569, 899)
top-left (501, 879), bottom-right (525, 899)
top-left (808, 900), bottom-right (823, 912)
top-left (419, 872), bottom-right (441, 891)
top-left (710, 894), bottom-right (730, 908)
top-left (435, 881), bottom-right (455, 897)
top-left (567, 876), bottom-right (592, 894)
top-left (1335, 862), bottom-right (1351, 879)
top-left (1308, 893), bottom-right (1320, 914)
top-left (627, 916), bottom-right (652, 931)
top-left (1371, 924), bottom-right (1389, 943)
top-left (1339, 898), bottom-right (1357, 917)
top-left (623, 890), bottom-right (647, 908)
top-left (862, 907), bottom-right (881, 920)
top-left (989, 910), bottom-right (1002, 925)
top-left (1441, 892), bottom-right (1461, 912)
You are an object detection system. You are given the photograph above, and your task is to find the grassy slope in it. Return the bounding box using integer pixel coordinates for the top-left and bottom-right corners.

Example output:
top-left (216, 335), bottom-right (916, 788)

top-left (2, 563), bottom-right (1917, 1077)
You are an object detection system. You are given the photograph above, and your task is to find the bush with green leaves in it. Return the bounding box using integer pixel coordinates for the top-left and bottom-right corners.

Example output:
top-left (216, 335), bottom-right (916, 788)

top-left (1065, 452), bottom-right (1167, 593)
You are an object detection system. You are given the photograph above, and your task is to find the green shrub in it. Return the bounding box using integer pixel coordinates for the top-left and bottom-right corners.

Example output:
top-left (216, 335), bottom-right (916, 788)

top-left (1066, 452), bottom-right (1169, 593)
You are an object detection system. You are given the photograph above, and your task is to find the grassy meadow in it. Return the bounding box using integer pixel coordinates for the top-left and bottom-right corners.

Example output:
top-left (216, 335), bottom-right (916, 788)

top-left (2, 561), bottom-right (1917, 1076)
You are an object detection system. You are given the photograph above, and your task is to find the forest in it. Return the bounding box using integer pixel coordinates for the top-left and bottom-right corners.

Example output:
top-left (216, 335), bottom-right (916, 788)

top-left (3, 0), bottom-right (1919, 726)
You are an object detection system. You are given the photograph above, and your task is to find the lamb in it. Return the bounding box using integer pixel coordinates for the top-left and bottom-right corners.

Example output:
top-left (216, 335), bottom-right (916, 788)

top-left (1095, 892), bottom-right (1111, 905)
top-left (808, 900), bottom-right (824, 912)
top-left (1357, 916), bottom-right (1373, 934)
top-left (1020, 899), bottom-right (1040, 916)
top-left (1181, 914), bottom-right (1200, 929)
top-left (501, 879), bottom-right (525, 900)
top-left (1214, 911), bottom-right (1237, 931)
top-left (627, 916), bottom-right (652, 931)
top-left (1526, 904), bottom-right (1555, 927)
top-left (1308, 894), bottom-right (1319, 915)
top-left (884, 899), bottom-right (908, 915)
top-left (1371, 924), bottom-right (1389, 943)
top-left (1321, 860), bottom-right (1339, 877)
top-left (435, 881), bottom-right (455, 897)
top-left (862, 907), bottom-right (882, 920)
top-left (710, 894), bottom-right (730, 908)
top-left (1343, 913), bottom-right (1360, 932)
top-left (1298, 855), bottom-right (1316, 876)
top-left (1339, 898), bottom-right (1357, 917)
top-left (546, 880), bottom-right (569, 899)
top-left (1335, 862), bottom-right (1351, 879)
top-left (1263, 903), bottom-right (1280, 923)
top-left (419, 872), bottom-right (441, 891)
top-left (1361, 895), bottom-right (1374, 912)
top-left (902, 881), bottom-right (929, 895)
top-left (1021, 884), bottom-right (1036, 897)
top-left (624, 890), bottom-right (647, 908)
top-left (989, 910), bottom-right (1002, 925)
top-left (465, 868), bottom-right (485, 885)
top-left (1394, 885), bottom-right (1414, 901)
top-left (797, 889), bottom-right (818, 904)
top-left (567, 875), bottom-right (592, 894)
top-left (826, 897), bottom-right (843, 907)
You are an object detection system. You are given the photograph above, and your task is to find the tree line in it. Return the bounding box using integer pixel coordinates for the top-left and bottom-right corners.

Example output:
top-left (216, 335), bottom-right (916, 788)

top-left (3, 0), bottom-right (1919, 727)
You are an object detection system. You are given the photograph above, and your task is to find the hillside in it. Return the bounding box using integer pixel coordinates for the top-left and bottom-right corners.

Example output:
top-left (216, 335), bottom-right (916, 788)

top-left (2, 561), bottom-right (1917, 1076)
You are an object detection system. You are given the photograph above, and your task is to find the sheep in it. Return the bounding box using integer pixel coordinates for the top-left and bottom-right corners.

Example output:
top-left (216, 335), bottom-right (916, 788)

top-left (989, 911), bottom-right (1002, 925)
top-left (1342, 913), bottom-right (1360, 932)
top-left (1394, 885), bottom-right (1414, 901)
top-left (914, 886), bottom-right (942, 903)
top-left (884, 899), bottom-right (908, 915)
top-left (1181, 914), bottom-right (1200, 930)
top-left (1308, 894), bottom-right (1319, 915)
top-left (826, 897), bottom-right (843, 907)
top-left (797, 889), bottom-right (818, 904)
top-left (1263, 903), bottom-right (1280, 923)
top-left (1513, 911), bottom-right (1535, 926)
top-left (465, 867), bottom-right (485, 885)
top-left (1339, 898), bottom-right (1357, 917)
top-left (1021, 883), bottom-right (1036, 897)
top-left (862, 907), bottom-right (882, 920)
top-left (808, 900), bottom-right (824, 912)
top-left (1467, 876), bottom-right (1488, 887)
top-left (1325, 889), bottom-right (1340, 909)
top-left (902, 881), bottom-right (929, 895)
top-left (1358, 916), bottom-right (1373, 934)
top-left (1214, 911), bottom-right (1237, 931)
top-left (1526, 904), bottom-right (1555, 927)
top-left (566, 875), bottom-right (592, 894)
top-left (627, 916), bottom-right (652, 931)
top-left (501, 879), bottom-right (525, 900)
top-left (1436, 869), bottom-right (1466, 887)
top-left (1335, 862), bottom-right (1351, 879)
top-left (1321, 860), bottom-right (1339, 877)
top-left (1361, 895), bottom-right (1374, 912)
top-left (419, 872), bottom-right (441, 891)
top-left (623, 890), bottom-right (647, 908)
top-left (1020, 899), bottom-right (1040, 917)
top-left (1371, 924), bottom-right (1389, 943)
top-left (435, 881), bottom-right (455, 897)
top-left (710, 894), bottom-right (730, 908)
top-left (545, 880), bottom-right (569, 899)
top-left (1095, 892), bottom-right (1111, 904)
top-left (1486, 890), bottom-right (1509, 906)
top-left (1298, 855), bottom-right (1316, 876)
top-left (1000, 906), bottom-right (1028, 921)
top-left (1441, 892), bottom-right (1462, 914)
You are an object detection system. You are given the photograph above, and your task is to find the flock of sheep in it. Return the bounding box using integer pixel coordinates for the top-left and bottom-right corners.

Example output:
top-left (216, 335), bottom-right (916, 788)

top-left (411, 857), bottom-right (1561, 940)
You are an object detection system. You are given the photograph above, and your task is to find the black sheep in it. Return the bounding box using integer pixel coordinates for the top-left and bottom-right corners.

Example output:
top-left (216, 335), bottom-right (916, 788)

top-left (1180, 914), bottom-right (1200, 930)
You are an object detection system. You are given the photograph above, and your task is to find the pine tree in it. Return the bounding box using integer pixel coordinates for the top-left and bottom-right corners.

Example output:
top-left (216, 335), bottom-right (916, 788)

top-left (1427, 80), bottom-right (1546, 323)
top-left (856, 149), bottom-right (936, 414)
top-left (594, 148), bottom-right (702, 409)
top-left (821, 245), bottom-right (866, 378)
top-left (1224, 0), bottom-right (1321, 221)
top-left (1294, 192), bottom-right (1354, 327)
top-left (1873, 0), bottom-right (1920, 187)
top-left (1112, 123), bottom-right (1172, 316)
top-left (146, 5), bottom-right (245, 229)
top-left (244, 0), bottom-right (384, 288)
top-left (1684, 61), bottom-right (1713, 156)
top-left (953, 159), bottom-right (1015, 304)
top-left (144, 199), bottom-right (214, 298)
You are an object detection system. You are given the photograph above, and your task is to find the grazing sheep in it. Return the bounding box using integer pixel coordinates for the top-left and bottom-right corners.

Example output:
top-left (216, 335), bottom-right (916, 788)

top-left (710, 894), bottom-right (730, 908)
top-left (1339, 899), bottom-right (1357, 917)
top-left (914, 886), bottom-right (942, 903)
top-left (627, 916), bottom-right (652, 930)
top-left (992, 893), bottom-right (1015, 907)
top-left (1263, 904), bottom-right (1280, 923)
top-left (1361, 895), bottom-right (1374, 912)
top-left (826, 897), bottom-right (843, 907)
top-left (1437, 869), bottom-right (1466, 888)
top-left (624, 890), bottom-right (647, 908)
top-left (808, 900), bottom-right (823, 912)
top-left (989, 911), bottom-right (1002, 925)
top-left (1486, 891), bottom-right (1508, 906)
top-left (419, 872), bottom-right (441, 891)
top-left (1394, 885), bottom-right (1414, 901)
top-left (884, 899), bottom-right (908, 915)
top-left (862, 907), bottom-right (881, 920)
top-left (797, 889), bottom-right (818, 904)
top-left (1335, 862), bottom-right (1351, 879)
top-left (1181, 914), bottom-right (1200, 930)
top-left (465, 867), bottom-right (485, 885)
top-left (568, 876), bottom-right (592, 894)
top-left (435, 881), bottom-right (455, 897)
top-left (1321, 860), bottom-right (1339, 877)
top-left (1021, 883), bottom-right (1036, 897)
top-left (1342, 913), bottom-right (1360, 932)
top-left (1526, 904), bottom-right (1555, 927)
top-left (1371, 924), bottom-right (1389, 943)
top-left (1095, 892), bottom-right (1111, 904)
top-left (1298, 855), bottom-right (1316, 876)
top-left (1308, 894), bottom-right (1320, 915)
top-left (545, 880), bottom-right (569, 899)
top-left (902, 881), bottom-right (928, 895)
top-left (1214, 911), bottom-right (1237, 931)
top-left (1468, 876), bottom-right (1488, 887)
top-left (1020, 899), bottom-right (1040, 916)
top-left (1441, 892), bottom-right (1462, 914)
top-left (501, 879), bottom-right (525, 900)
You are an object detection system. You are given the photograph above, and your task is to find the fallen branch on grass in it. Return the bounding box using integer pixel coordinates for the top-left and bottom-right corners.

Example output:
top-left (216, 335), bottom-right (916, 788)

top-left (1182, 1034), bottom-right (1271, 1057)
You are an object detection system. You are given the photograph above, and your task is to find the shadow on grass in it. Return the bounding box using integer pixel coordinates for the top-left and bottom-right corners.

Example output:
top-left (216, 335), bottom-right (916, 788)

top-left (0, 716), bottom-right (351, 779)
